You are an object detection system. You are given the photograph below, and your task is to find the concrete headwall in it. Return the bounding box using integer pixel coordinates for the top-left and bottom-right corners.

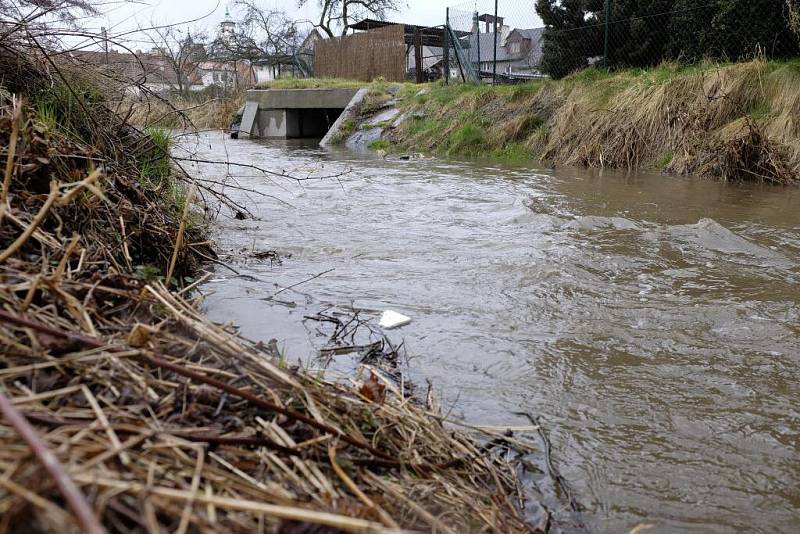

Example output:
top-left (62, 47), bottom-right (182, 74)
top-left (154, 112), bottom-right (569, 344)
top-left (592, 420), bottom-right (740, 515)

top-left (240, 88), bottom-right (361, 139)
top-left (246, 88), bottom-right (360, 110)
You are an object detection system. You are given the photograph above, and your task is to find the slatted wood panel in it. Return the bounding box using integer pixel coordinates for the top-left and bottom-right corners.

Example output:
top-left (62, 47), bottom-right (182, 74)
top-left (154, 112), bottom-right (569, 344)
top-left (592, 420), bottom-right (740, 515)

top-left (315, 26), bottom-right (406, 82)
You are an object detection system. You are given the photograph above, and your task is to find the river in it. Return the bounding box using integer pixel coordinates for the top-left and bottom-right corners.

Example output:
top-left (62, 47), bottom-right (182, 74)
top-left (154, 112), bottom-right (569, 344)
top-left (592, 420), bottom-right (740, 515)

top-left (181, 131), bottom-right (800, 532)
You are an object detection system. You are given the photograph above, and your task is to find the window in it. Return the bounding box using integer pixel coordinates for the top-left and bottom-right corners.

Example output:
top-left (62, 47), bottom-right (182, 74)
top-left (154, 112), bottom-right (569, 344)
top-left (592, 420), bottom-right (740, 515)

top-left (510, 42), bottom-right (520, 54)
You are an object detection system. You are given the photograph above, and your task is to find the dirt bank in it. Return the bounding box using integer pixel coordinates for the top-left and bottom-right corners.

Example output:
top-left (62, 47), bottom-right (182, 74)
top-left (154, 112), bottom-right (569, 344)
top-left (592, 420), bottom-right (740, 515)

top-left (350, 60), bottom-right (800, 184)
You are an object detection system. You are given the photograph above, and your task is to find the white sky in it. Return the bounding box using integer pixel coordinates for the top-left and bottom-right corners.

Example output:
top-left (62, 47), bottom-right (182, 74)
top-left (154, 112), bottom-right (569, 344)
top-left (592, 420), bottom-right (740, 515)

top-left (77, 0), bottom-right (542, 52)
top-left (83, 1), bottom-right (445, 49)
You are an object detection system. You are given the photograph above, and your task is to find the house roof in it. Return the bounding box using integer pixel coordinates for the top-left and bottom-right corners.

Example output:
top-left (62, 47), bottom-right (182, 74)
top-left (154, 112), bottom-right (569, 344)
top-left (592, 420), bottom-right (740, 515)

top-left (463, 32), bottom-right (511, 63)
top-left (198, 60), bottom-right (236, 71)
top-left (463, 27), bottom-right (544, 66)
top-left (513, 28), bottom-right (544, 65)
top-left (349, 18), bottom-right (462, 47)
top-left (71, 50), bottom-right (183, 85)
top-left (70, 50), bottom-right (256, 87)
top-left (300, 29), bottom-right (323, 50)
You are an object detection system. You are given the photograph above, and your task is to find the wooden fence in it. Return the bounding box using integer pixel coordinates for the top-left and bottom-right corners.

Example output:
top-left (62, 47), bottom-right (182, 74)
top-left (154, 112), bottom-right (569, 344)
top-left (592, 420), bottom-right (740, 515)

top-left (315, 26), bottom-right (406, 82)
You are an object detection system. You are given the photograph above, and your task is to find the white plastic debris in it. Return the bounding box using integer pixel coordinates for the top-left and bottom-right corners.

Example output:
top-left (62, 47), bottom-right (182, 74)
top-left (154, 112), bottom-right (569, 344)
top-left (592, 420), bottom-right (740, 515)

top-left (379, 310), bottom-right (411, 329)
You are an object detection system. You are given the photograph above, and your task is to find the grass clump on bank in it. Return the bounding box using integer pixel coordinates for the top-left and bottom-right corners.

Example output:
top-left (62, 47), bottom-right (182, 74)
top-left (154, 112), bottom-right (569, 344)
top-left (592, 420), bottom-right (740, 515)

top-left (256, 77), bottom-right (364, 90)
top-left (388, 59), bottom-right (800, 184)
top-left (0, 32), bottom-right (547, 534)
top-left (129, 90), bottom-right (246, 130)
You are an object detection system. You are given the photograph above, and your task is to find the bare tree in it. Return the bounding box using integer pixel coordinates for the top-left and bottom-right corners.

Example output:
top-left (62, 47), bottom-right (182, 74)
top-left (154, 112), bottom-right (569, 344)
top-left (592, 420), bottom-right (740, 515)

top-left (297, 0), bottom-right (403, 38)
top-left (0, 0), bottom-right (96, 24)
top-left (143, 25), bottom-right (207, 96)
top-left (235, 2), bottom-right (304, 54)
top-left (211, 3), bottom-right (312, 78)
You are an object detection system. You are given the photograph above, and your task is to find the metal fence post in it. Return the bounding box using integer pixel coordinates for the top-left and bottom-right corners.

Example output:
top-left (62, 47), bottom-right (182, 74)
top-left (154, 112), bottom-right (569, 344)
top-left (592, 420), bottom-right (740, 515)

top-left (444, 8), bottom-right (450, 85)
top-left (492, 0), bottom-right (498, 85)
top-left (475, 11), bottom-right (480, 80)
top-left (603, 0), bottom-right (611, 68)
top-left (414, 29), bottom-right (423, 83)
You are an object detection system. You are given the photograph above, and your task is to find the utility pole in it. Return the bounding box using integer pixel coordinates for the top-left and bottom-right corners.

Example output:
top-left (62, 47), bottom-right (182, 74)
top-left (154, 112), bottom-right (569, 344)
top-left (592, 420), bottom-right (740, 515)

top-left (475, 11), bottom-right (480, 80)
top-left (492, 0), bottom-right (498, 85)
top-left (444, 8), bottom-right (450, 85)
top-left (603, 0), bottom-right (611, 68)
top-left (101, 26), bottom-right (109, 65)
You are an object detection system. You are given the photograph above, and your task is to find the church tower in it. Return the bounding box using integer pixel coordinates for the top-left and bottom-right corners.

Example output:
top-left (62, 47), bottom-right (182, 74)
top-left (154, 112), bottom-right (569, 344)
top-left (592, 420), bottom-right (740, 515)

top-left (220, 6), bottom-right (235, 42)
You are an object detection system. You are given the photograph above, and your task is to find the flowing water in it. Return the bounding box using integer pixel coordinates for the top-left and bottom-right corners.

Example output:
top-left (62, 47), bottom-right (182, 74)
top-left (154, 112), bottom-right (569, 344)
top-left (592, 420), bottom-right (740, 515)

top-left (184, 132), bottom-right (800, 532)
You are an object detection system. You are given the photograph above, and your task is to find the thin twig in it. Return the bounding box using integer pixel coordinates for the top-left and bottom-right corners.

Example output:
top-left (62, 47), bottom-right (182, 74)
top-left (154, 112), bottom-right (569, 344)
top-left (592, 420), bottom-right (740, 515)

top-left (0, 389), bottom-right (105, 534)
top-left (1, 96), bottom-right (21, 206)
top-left (264, 268), bottom-right (335, 300)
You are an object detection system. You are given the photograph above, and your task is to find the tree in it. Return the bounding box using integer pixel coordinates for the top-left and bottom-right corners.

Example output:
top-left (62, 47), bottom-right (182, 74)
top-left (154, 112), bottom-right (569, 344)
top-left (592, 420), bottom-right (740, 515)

top-left (709, 0), bottom-right (799, 59)
top-left (0, 0), bottom-right (96, 25)
top-left (538, 0), bottom-right (800, 76)
top-left (666, 0), bottom-right (716, 61)
top-left (604, 0), bottom-right (674, 67)
top-left (297, 0), bottom-right (403, 38)
top-left (669, 0), bottom-right (799, 61)
top-left (535, 0), bottom-right (601, 79)
top-left (234, 2), bottom-right (304, 55)
top-left (789, 0), bottom-right (800, 40)
top-left (214, 3), bottom-right (312, 78)
top-left (143, 26), bottom-right (207, 95)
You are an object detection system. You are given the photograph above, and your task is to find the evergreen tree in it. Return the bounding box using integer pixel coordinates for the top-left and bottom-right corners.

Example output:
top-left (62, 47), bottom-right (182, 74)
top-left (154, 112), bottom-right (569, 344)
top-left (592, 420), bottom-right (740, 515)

top-left (606, 0), bottom-right (675, 67)
top-left (538, 0), bottom-right (800, 77)
top-left (536, 0), bottom-right (602, 79)
top-left (668, 0), bottom-right (799, 61)
top-left (666, 0), bottom-right (716, 61)
top-left (709, 0), bottom-right (800, 59)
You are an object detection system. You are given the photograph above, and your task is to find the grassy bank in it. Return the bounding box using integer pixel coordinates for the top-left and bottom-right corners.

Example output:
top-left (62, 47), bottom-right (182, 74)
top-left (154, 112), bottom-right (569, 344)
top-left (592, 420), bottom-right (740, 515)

top-left (129, 92), bottom-right (245, 130)
top-left (0, 34), bottom-right (543, 533)
top-left (360, 59), bottom-right (799, 184)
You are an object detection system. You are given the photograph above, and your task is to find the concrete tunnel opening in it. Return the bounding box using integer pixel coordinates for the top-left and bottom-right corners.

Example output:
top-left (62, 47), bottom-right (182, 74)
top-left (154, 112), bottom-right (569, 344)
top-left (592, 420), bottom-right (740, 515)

top-left (286, 108), bottom-right (345, 139)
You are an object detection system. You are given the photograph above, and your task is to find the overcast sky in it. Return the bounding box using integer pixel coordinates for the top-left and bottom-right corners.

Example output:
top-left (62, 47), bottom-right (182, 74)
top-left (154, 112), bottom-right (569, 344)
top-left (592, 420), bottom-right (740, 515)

top-left (79, 0), bottom-right (541, 51)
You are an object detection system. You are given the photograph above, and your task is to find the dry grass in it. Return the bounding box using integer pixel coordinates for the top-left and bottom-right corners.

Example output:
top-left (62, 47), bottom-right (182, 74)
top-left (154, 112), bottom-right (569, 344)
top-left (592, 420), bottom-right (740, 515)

top-left (127, 93), bottom-right (245, 131)
top-left (393, 59), bottom-right (800, 183)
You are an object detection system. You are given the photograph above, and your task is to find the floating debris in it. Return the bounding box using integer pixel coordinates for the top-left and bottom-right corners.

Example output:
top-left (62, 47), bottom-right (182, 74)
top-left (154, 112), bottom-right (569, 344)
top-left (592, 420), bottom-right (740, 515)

top-left (379, 310), bottom-right (412, 329)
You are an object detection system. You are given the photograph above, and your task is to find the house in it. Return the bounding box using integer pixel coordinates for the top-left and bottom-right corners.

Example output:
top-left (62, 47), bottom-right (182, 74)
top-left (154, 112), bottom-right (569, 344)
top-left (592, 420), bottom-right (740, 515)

top-left (198, 60), bottom-right (253, 90)
top-left (253, 29), bottom-right (323, 84)
top-left (298, 29), bottom-right (323, 75)
top-left (460, 14), bottom-right (546, 80)
top-left (70, 50), bottom-right (205, 95)
top-left (502, 28), bottom-right (545, 76)
top-left (467, 32), bottom-right (511, 74)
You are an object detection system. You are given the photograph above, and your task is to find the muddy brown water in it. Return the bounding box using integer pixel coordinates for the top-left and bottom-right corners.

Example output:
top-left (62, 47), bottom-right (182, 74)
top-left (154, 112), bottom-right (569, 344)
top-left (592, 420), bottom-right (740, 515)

top-left (182, 131), bottom-right (800, 532)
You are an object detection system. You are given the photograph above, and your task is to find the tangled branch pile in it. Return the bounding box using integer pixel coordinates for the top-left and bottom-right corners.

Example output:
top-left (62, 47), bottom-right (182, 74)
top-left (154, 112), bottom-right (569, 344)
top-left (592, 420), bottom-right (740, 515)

top-left (0, 20), bottom-right (546, 534)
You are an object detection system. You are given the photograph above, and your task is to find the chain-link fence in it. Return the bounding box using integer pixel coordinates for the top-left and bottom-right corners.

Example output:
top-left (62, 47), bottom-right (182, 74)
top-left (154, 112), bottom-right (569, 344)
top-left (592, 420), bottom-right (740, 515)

top-left (446, 0), bottom-right (545, 84)
top-left (444, 0), bottom-right (800, 83)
